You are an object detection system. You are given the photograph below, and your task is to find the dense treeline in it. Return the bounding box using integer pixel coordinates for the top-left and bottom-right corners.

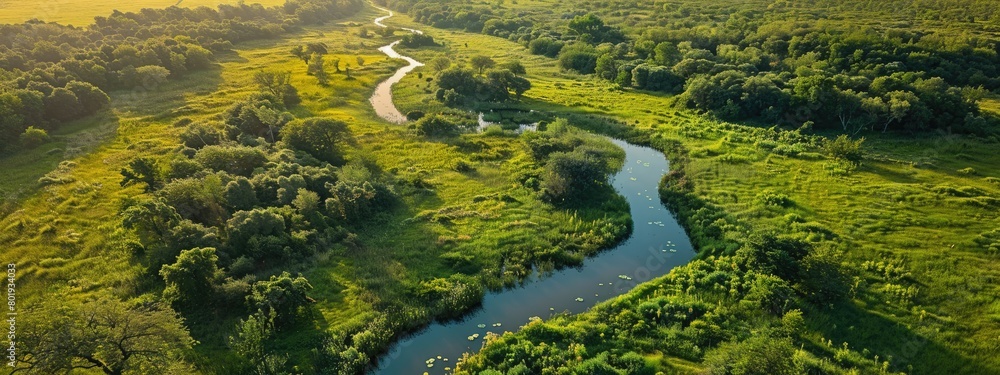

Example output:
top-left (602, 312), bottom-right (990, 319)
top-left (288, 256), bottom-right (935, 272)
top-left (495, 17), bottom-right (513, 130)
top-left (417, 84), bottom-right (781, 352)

top-left (115, 85), bottom-right (403, 373)
top-left (0, 0), bottom-right (363, 152)
top-left (380, 0), bottom-right (1000, 135)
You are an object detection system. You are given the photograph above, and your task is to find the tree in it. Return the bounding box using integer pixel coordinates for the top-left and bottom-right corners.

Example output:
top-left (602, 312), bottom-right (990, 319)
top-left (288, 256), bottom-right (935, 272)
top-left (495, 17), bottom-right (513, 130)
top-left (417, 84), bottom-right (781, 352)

top-left (179, 122), bottom-right (222, 149)
top-left (224, 93), bottom-right (291, 142)
top-left (470, 55), bottom-right (496, 74)
top-left (567, 13), bottom-right (623, 44)
top-left (306, 42), bottom-right (328, 55)
top-left (865, 91), bottom-right (915, 133)
top-left (194, 145), bottom-right (268, 176)
top-left (529, 37), bottom-right (564, 58)
top-left (15, 297), bottom-right (195, 375)
top-left (226, 208), bottom-right (289, 260)
top-left (120, 198), bottom-right (181, 243)
top-left (308, 53), bottom-right (328, 85)
top-left (0, 92), bottom-right (26, 150)
top-left (415, 114), bottom-right (460, 137)
top-left (228, 310), bottom-right (286, 374)
top-left (736, 234), bottom-right (811, 282)
top-left (164, 220), bottom-right (220, 258)
top-left (290, 45), bottom-right (309, 65)
top-left (160, 247), bottom-right (222, 306)
top-left (558, 43), bottom-right (599, 74)
top-left (431, 56), bottom-right (452, 71)
top-left (65, 81), bottom-right (110, 116)
top-left (436, 68), bottom-right (478, 96)
top-left (542, 148), bottom-right (616, 204)
top-left (134, 65), bottom-right (170, 88)
top-left (653, 41), bottom-right (681, 66)
top-left (500, 60), bottom-right (526, 76)
top-left (833, 89), bottom-right (866, 134)
top-left (745, 274), bottom-right (795, 315)
top-left (252, 70), bottom-right (300, 107)
top-left (43, 87), bottom-right (81, 122)
top-left (247, 272), bottom-right (313, 326)
top-left (120, 157), bottom-right (162, 193)
top-left (225, 177), bottom-right (259, 211)
top-left (280, 117), bottom-right (351, 165)
top-left (483, 69), bottom-right (531, 101)
top-left (157, 175), bottom-right (227, 226)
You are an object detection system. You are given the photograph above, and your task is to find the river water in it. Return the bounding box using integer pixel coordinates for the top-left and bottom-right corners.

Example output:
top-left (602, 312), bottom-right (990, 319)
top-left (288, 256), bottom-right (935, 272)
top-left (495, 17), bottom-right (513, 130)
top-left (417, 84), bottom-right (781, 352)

top-left (368, 8), bottom-right (696, 374)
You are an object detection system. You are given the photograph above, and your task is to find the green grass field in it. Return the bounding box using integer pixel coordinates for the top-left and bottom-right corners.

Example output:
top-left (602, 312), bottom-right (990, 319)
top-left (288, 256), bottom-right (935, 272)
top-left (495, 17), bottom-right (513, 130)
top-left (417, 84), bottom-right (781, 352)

top-left (0, 0), bottom-right (286, 26)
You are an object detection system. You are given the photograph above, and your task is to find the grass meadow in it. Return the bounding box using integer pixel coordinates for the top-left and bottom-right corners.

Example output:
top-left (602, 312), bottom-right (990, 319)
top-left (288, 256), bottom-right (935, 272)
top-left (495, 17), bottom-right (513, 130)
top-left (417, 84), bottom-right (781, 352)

top-left (0, 0), bottom-right (287, 26)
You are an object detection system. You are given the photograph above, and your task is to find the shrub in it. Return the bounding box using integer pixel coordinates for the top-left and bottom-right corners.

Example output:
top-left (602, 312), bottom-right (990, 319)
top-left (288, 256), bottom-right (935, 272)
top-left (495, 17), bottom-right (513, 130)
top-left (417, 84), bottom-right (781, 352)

top-left (452, 159), bottom-right (475, 172)
top-left (824, 135), bottom-right (864, 162)
top-left (180, 122), bottom-right (222, 149)
top-left (400, 33), bottom-right (438, 48)
top-left (755, 190), bottom-right (792, 207)
top-left (415, 114), bottom-right (460, 137)
top-left (19, 126), bottom-right (49, 148)
top-left (160, 247), bottom-right (222, 307)
top-left (529, 37), bottom-right (564, 58)
top-left (195, 145), bottom-right (267, 176)
top-left (248, 272), bottom-right (313, 326)
top-left (280, 117), bottom-right (351, 165)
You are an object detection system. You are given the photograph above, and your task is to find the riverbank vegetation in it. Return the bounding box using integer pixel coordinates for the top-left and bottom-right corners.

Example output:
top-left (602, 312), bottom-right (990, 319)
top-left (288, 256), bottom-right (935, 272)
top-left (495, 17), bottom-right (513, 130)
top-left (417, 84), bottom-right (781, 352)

top-left (380, 0), bottom-right (1000, 373)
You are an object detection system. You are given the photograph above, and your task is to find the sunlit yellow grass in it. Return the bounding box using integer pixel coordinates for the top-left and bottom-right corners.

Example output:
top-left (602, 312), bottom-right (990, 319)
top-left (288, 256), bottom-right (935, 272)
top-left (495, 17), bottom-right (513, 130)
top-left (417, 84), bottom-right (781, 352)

top-left (0, 0), bottom-right (285, 26)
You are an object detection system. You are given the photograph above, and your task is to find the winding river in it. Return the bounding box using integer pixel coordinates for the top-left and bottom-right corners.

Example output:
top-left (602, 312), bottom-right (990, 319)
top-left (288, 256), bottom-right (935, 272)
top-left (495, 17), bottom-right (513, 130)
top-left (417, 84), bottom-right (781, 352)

top-left (368, 8), bottom-right (696, 374)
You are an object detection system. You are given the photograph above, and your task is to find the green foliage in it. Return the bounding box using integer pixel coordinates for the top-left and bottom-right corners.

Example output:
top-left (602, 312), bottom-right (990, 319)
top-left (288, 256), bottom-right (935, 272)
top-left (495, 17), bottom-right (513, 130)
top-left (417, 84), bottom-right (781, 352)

top-left (281, 117), bottom-right (351, 165)
top-left (226, 207), bottom-right (290, 260)
top-left (160, 247), bottom-right (222, 306)
top-left (179, 122), bottom-right (223, 149)
top-left (400, 33), bottom-right (438, 48)
top-left (567, 13), bottom-right (624, 44)
top-left (253, 70), bottom-right (301, 107)
top-left (558, 43), bottom-right (600, 74)
top-left (121, 157), bottom-right (162, 193)
top-left (15, 297), bottom-right (195, 375)
top-left (704, 335), bottom-right (798, 375)
top-left (532, 122), bottom-right (623, 204)
top-left (470, 55), bottom-right (496, 74)
top-left (824, 135), bottom-right (865, 162)
top-left (415, 114), bottom-right (461, 137)
top-left (737, 234), bottom-right (810, 282)
top-left (529, 37), bottom-right (564, 58)
top-left (248, 272), bottom-right (313, 326)
top-left (194, 145), bottom-right (268, 176)
top-left (19, 126), bottom-right (49, 149)
top-left (224, 177), bottom-right (259, 211)
top-left (224, 93), bottom-right (291, 142)
top-left (325, 179), bottom-right (395, 224)
top-left (158, 175), bottom-right (227, 225)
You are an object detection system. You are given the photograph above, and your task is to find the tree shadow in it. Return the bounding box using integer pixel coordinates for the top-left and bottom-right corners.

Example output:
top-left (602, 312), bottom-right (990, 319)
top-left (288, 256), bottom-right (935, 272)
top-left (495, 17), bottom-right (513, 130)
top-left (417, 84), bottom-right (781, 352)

top-left (803, 300), bottom-right (993, 374)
